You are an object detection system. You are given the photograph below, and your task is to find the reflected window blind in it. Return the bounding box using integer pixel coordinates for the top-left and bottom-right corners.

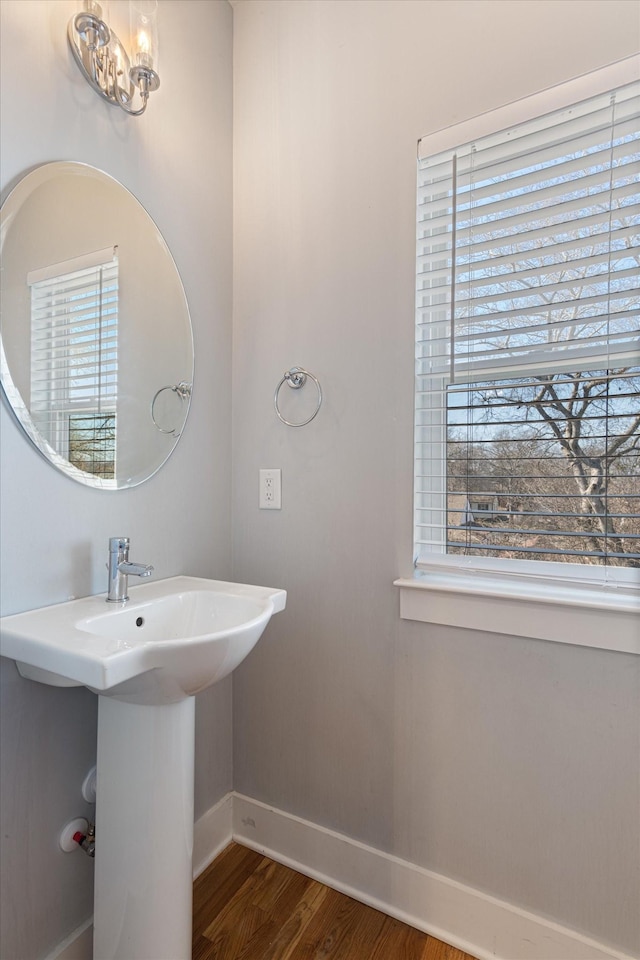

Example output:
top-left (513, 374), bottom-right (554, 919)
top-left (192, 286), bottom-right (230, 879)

top-left (29, 248), bottom-right (118, 472)
top-left (415, 80), bottom-right (640, 568)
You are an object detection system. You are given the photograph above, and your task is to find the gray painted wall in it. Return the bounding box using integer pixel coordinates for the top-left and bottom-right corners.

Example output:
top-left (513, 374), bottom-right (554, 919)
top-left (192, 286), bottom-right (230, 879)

top-left (0, 2), bottom-right (233, 957)
top-left (230, 1), bottom-right (640, 955)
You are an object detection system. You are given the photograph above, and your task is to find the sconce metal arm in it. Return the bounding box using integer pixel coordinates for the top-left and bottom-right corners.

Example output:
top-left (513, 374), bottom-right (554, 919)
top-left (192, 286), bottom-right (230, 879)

top-left (68, 12), bottom-right (160, 117)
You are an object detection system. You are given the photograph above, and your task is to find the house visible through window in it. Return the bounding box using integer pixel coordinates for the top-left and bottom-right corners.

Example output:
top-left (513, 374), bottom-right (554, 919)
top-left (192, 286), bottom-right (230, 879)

top-left (28, 247), bottom-right (118, 479)
top-left (415, 77), bottom-right (640, 573)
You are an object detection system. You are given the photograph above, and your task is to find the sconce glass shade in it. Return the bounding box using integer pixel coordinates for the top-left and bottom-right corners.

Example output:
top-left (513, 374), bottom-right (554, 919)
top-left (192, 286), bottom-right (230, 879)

top-left (68, 0), bottom-right (159, 115)
top-left (75, 0), bottom-right (110, 50)
top-left (85, 0), bottom-right (108, 17)
top-left (130, 0), bottom-right (159, 73)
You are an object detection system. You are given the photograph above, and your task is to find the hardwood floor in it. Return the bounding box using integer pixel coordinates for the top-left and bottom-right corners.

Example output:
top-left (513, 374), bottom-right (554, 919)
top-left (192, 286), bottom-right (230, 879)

top-left (193, 842), bottom-right (478, 960)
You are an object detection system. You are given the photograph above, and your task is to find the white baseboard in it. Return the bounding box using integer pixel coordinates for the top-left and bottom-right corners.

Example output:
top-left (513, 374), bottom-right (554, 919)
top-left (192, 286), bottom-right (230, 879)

top-left (45, 918), bottom-right (93, 960)
top-left (192, 790), bottom-right (234, 878)
top-left (46, 791), bottom-right (636, 960)
top-left (232, 793), bottom-right (636, 960)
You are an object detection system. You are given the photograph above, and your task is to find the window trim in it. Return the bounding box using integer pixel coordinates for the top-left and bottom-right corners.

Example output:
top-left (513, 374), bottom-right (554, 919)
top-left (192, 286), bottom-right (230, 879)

top-left (394, 573), bottom-right (640, 654)
top-left (404, 56), bottom-right (640, 653)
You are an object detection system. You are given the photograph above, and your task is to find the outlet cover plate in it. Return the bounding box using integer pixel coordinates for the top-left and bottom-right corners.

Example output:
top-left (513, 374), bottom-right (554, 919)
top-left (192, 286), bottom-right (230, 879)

top-left (259, 468), bottom-right (281, 509)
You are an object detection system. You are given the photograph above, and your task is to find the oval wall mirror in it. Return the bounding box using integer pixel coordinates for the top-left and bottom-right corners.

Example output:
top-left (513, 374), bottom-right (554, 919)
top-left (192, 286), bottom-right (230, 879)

top-left (0, 162), bottom-right (194, 489)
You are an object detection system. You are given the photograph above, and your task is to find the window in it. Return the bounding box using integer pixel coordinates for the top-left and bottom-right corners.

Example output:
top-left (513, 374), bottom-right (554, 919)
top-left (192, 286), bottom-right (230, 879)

top-left (415, 71), bottom-right (639, 579)
top-left (397, 61), bottom-right (640, 654)
top-left (28, 247), bottom-right (118, 479)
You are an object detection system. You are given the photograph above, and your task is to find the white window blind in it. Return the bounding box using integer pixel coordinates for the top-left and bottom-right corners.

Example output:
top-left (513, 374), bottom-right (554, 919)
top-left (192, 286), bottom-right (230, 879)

top-left (29, 248), bottom-right (118, 477)
top-left (415, 79), bottom-right (640, 570)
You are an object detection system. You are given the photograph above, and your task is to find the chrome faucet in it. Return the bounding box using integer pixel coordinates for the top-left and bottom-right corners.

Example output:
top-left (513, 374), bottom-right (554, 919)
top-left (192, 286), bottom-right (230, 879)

top-left (107, 537), bottom-right (154, 603)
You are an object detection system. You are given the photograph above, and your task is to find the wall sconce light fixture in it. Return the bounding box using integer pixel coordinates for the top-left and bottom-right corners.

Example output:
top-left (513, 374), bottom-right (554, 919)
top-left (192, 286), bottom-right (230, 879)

top-left (68, 1), bottom-right (160, 116)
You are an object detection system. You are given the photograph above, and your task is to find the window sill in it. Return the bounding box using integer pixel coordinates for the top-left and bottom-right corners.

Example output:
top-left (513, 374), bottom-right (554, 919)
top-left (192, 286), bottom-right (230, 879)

top-left (394, 568), bottom-right (640, 655)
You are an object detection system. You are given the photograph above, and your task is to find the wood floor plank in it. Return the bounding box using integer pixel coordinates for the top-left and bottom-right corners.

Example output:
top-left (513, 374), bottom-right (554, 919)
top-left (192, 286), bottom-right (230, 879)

top-left (201, 857), bottom-right (275, 951)
top-left (237, 879), bottom-right (330, 960)
top-left (285, 886), bottom-right (369, 959)
top-left (193, 934), bottom-right (220, 960)
top-left (193, 843), bottom-right (264, 938)
top-left (202, 900), bottom-right (267, 960)
top-left (331, 898), bottom-right (391, 959)
top-left (368, 916), bottom-right (432, 960)
top-left (250, 860), bottom-right (312, 916)
top-left (423, 936), bottom-right (476, 960)
top-left (192, 842), bottom-right (479, 960)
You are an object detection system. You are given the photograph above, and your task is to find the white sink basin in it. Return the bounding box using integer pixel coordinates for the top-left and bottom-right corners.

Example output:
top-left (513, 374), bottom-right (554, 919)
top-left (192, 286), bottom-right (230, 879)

top-left (0, 575), bottom-right (286, 704)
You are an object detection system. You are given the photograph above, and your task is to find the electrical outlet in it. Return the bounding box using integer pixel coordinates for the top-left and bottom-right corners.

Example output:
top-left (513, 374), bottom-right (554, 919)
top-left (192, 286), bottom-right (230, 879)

top-left (259, 468), bottom-right (281, 509)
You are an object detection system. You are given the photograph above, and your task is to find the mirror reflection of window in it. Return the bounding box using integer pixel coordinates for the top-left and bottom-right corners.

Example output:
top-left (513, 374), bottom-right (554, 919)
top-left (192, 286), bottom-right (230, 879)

top-left (28, 247), bottom-right (118, 479)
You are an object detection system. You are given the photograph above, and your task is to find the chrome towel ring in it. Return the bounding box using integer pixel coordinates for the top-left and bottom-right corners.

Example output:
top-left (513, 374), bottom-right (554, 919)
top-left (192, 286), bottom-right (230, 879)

top-left (150, 381), bottom-right (192, 436)
top-left (274, 367), bottom-right (322, 427)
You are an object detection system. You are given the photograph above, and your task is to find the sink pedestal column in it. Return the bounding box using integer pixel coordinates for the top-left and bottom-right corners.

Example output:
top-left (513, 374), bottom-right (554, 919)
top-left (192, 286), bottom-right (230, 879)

top-left (93, 696), bottom-right (196, 960)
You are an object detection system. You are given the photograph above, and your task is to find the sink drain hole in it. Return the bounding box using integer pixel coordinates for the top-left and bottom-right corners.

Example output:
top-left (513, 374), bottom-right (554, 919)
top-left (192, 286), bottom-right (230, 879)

top-left (135, 617), bottom-right (144, 627)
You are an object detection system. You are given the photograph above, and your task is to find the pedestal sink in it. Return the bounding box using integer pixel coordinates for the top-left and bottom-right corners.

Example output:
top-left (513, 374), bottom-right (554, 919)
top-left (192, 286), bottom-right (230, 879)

top-left (0, 576), bottom-right (286, 960)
